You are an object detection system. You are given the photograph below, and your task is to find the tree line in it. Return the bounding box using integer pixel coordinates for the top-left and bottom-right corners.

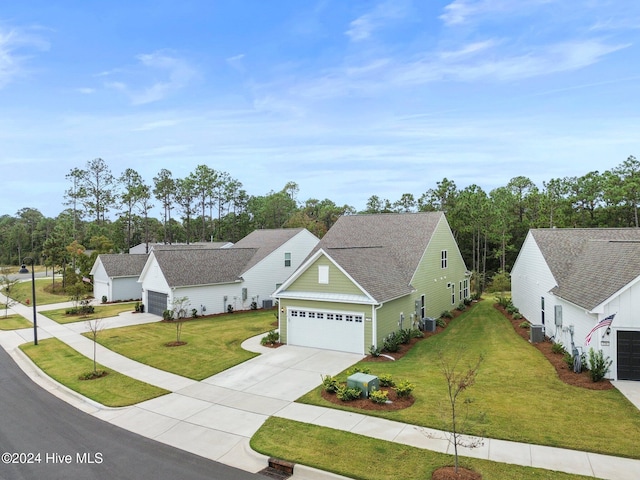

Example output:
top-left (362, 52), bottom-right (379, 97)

top-left (1, 155), bottom-right (638, 292)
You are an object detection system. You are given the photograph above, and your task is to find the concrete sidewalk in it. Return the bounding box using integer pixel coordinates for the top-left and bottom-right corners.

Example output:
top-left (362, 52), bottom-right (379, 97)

top-left (2, 299), bottom-right (640, 479)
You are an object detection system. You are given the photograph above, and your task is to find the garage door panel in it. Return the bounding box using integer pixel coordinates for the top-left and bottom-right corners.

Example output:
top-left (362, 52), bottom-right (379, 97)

top-left (617, 331), bottom-right (640, 381)
top-left (147, 291), bottom-right (168, 317)
top-left (288, 309), bottom-right (364, 354)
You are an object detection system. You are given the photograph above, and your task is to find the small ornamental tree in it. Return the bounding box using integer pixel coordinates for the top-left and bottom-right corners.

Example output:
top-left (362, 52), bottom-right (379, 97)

top-left (84, 318), bottom-right (105, 378)
top-left (438, 348), bottom-right (484, 474)
top-left (171, 296), bottom-right (190, 344)
top-left (0, 268), bottom-right (19, 318)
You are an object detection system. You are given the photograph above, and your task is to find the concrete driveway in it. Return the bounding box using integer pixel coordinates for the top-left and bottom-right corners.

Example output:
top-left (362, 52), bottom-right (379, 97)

top-left (90, 341), bottom-right (363, 472)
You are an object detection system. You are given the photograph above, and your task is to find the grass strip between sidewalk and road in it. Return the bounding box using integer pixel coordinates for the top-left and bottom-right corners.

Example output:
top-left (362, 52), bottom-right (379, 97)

top-left (297, 299), bottom-right (640, 459)
top-left (20, 338), bottom-right (169, 407)
top-left (41, 302), bottom-right (138, 324)
top-left (251, 417), bottom-right (594, 480)
top-left (89, 309), bottom-right (276, 380)
top-left (0, 314), bottom-right (32, 330)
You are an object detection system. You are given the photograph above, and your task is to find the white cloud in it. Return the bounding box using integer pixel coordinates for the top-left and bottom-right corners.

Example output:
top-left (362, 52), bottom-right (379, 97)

top-left (439, 0), bottom-right (554, 26)
top-left (105, 50), bottom-right (197, 105)
top-left (0, 26), bottom-right (49, 88)
top-left (345, 0), bottom-right (409, 41)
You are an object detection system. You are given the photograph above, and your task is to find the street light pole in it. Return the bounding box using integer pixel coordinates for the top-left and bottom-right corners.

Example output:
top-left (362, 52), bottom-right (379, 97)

top-left (19, 257), bottom-right (38, 346)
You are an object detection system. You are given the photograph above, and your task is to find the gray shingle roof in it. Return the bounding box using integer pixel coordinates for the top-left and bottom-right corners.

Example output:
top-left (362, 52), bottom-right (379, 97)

top-left (312, 212), bottom-right (444, 302)
top-left (152, 248), bottom-right (258, 287)
top-left (98, 254), bottom-right (149, 277)
top-left (231, 228), bottom-right (307, 272)
top-left (530, 228), bottom-right (640, 310)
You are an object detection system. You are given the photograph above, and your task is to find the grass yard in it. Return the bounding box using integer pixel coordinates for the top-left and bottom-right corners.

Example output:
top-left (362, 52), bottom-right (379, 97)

top-left (251, 417), bottom-right (593, 480)
top-left (7, 278), bottom-right (74, 306)
top-left (90, 309), bottom-right (276, 380)
top-left (42, 302), bottom-right (137, 324)
top-left (20, 338), bottom-right (169, 407)
top-left (0, 313), bottom-right (32, 330)
top-left (297, 299), bottom-right (640, 459)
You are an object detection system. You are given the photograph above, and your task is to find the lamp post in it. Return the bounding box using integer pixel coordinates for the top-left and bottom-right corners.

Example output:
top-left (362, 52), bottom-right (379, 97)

top-left (19, 257), bottom-right (37, 346)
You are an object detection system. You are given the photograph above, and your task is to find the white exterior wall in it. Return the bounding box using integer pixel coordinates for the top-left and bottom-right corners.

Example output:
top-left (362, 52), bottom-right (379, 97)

top-left (511, 232), bottom-right (558, 335)
top-left (112, 277), bottom-right (142, 301)
top-left (140, 256), bottom-right (171, 308)
top-left (240, 230), bottom-right (319, 310)
top-left (170, 283), bottom-right (243, 315)
top-left (92, 261), bottom-right (110, 302)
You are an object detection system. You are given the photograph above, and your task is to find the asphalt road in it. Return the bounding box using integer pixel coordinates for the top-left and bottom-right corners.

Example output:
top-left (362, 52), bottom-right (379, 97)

top-left (0, 348), bottom-right (260, 480)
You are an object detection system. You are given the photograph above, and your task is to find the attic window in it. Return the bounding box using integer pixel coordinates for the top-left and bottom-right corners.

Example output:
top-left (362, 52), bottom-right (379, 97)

top-left (441, 250), bottom-right (448, 269)
top-left (284, 252), bottom-right (291, 267)
top-left (318, 265), bottom-right (329, 284)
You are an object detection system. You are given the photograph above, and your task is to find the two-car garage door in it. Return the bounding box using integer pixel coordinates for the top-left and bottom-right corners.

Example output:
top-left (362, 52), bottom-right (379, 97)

top-left (287, 308), bottom-right (365, 354)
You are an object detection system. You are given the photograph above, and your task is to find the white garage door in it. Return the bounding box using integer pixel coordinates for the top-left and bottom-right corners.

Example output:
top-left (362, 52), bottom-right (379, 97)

top-left (287, 308), bottom-right (365, 354)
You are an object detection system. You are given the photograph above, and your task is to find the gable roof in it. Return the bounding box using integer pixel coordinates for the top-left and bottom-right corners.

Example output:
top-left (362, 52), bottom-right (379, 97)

top-left (306, 212), bottom-right (445, 303)
top-left (231, 228), bottom-right (310, 272)
top-left (93, 254), bottom-right (149, 278)
top-left (530, 228), bottom-right (640, 310)
top-left (151, 248), bottom-right (258, 288)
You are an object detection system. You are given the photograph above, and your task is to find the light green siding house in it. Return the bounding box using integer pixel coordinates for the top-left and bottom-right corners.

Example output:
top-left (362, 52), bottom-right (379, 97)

top-left (272, 212), bottom-right (469, 355)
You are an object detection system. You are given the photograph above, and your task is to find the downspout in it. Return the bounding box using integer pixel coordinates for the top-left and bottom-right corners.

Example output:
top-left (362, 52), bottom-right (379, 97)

top-left (373, 302), bottom-right (384, 350)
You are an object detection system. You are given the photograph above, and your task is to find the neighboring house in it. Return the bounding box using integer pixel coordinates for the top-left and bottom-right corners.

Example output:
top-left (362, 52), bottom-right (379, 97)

top-left (129, 241), bottom-right (233, 254)
top-left (511, 228), bottom-right (640, 381)
top-left (272, 212), bottom-right (470, 355)
top-left (90, 254), bottom-right (149, 302)
top-left (138, 228), bottom-right (319, 317)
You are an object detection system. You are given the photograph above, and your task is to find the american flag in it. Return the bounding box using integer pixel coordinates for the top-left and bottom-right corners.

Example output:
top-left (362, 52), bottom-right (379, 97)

top-left (82, 277), bottom-right (92, 284)
top-left (585, 314), bottom-right (615, 345)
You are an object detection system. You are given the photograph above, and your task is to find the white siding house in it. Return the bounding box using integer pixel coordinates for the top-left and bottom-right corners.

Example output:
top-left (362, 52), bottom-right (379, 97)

top-left (138, 228), bottom-right (319, 317)
top-left (512, 228), bottom-right (640, 380)
top-left (90, 254), bottom-right (148, 303)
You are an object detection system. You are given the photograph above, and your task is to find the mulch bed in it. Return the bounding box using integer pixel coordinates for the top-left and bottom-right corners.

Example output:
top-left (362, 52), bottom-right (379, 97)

top-left (497, 304), bottom-right (614, 390)
top-left (321, 386), bottom-right (415, 411)
top-left (432, 466), bottom-right (482, 480)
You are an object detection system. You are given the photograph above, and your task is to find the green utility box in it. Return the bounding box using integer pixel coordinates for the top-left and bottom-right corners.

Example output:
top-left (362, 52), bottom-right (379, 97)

top-left (347, 373), bottom-right (379, 398)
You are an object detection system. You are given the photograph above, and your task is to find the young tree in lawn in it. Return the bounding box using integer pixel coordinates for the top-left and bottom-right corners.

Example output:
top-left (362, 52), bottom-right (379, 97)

top-left (0, 267), bottom-right (19, 318)
top-left (171, 296), bottom-right (190, 344)
top-left (438, 348), bottom-right (484, 474)
top-left (85, 318), bottom-right (104, 375)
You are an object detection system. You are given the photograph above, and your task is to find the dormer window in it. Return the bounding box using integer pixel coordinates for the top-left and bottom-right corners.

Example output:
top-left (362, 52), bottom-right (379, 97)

top-left (284, 252), bottom-right (291, 267)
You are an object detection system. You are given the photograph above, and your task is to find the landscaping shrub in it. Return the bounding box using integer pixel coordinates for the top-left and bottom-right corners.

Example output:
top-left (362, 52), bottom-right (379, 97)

top-left (250, 301), bottom-right (258, 310)
top-left (261, 330), bottom-right (280, 346)
top-left (563, 351), bottom-right (574, 370)
top-left (398, 328), bottom-right (412, 344)
top-left (369, 389), bottom-right (389, 404)
top-left (395, 380), bottom-right (415, 398)
top-left (162, 309), bottom-right (173, 321)
top-left (101, 295), bottom-right (107, 304)
top-left (411, 328), bottom-right (424, 338)
top-left (378, 373), bottom-right (395, 387)
top-left (457, 302), bottom-right (466, 311)
top-left (321, 375), bottom-right (339, 393)
top-left (588, 348), bottom-right (612, 382)
top-left (463, 297), bottom-right (472, 306)
top-left (369, 345), bottom-right (381, 357)
top-left (191, 308), bottom-right (199, 318)
top-left (519, 320), bottom-right (531, 329)
top-left (440, 310), bottom-right (453, 319)
top-left (383, 332), bottom-right (401, 353)
top-left (551, 342), bottom-right (566, 355)
top-left (227, 305), bottom-right (234, 313)
top-left (347, 366), bottom-right (371, 376)
top-left (436, 317), bottom-right (447, 328)
top-left (336, 385), bottom-right (362, 401)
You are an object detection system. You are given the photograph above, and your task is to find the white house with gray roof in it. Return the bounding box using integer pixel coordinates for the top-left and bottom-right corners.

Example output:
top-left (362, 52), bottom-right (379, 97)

top-left (138, 228), bottom-right (319, 317)
top-left (273, 212), bottom-right (470, 355)
top-left (90, 254), bottom-right (149, 303)
top-left (512, 228), bottom-right (640, 381)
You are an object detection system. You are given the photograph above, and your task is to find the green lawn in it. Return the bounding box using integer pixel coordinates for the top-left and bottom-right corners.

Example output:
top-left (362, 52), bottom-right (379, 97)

top-left (251, 417), bottom-right (594, 480)
top-left (41, 302), bottom-right (137, 324)
top-left (20, 338), bottom-right (169, 407)
top-left (296, 299), bottom-right (640, 459)
top-left (7, 278), bottom-right (73, 306)
top-left (90, 309), bottom-right (276, 380)
top-left (0, 313), bottom-right (32, 330)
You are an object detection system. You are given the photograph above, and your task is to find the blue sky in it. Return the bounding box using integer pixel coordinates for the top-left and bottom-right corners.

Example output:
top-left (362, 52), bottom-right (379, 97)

top-left (2, 1), bottom-right (639, 218)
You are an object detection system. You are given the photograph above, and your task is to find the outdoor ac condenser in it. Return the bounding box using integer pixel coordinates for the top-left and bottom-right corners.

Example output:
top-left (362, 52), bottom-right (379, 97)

top-left (530, 325), bottom-right (544, 343)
